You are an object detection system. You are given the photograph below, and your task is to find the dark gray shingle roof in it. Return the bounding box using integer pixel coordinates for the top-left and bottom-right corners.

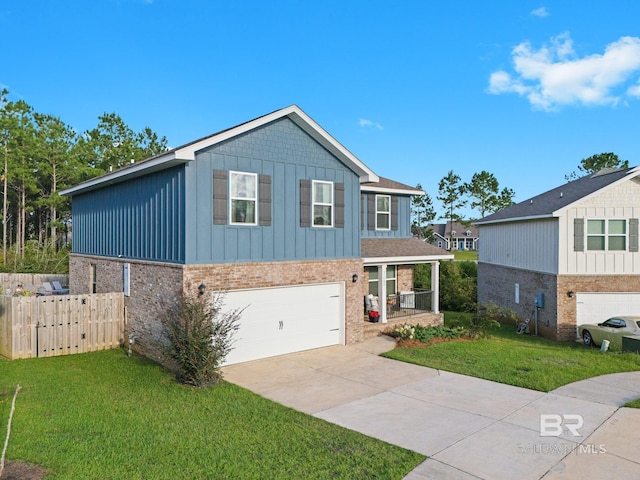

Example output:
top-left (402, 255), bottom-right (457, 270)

top-left (360, 176), bottom-right (423, 194)
top-left (475, 167), bottom-right (639, 225)
top-left (361, 237), bottom-right (452, 259)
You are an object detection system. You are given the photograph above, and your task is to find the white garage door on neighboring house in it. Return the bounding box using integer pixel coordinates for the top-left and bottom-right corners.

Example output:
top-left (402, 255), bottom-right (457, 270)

top-left (220, 283), bottom-right (344, 365)
top-left (576, 293), bottom-right (640, 337)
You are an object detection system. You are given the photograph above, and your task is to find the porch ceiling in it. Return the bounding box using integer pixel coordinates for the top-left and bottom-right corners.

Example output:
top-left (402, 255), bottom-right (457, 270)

top-left (361, 238), bottom-right (453, 265)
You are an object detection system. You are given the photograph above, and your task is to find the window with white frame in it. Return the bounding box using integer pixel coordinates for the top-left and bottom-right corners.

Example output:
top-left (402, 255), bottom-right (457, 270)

top-left (230, 171), bottom-right (257, 225)
top-left (587, 219), bottom-right (626, 251)
top-left (386, 265), bottom-right (396, 296)
top-left (376, 195), bottom-right (391, 230)
top-left (366, 266), bottom-right (378, 296)
top-left (312, 180), bottom-right (333, 227)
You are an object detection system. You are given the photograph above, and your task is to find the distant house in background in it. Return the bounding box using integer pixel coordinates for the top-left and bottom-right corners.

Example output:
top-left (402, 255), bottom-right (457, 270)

top-left (426, 221), bottom-right (479, 251)
top-left (475, 167), bottom-right (640, 342)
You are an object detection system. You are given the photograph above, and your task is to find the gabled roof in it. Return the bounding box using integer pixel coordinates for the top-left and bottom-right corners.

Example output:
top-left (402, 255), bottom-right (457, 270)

top-left (361, 238), bottom-right (453, 265)
top-left (60, 105), bottom-right (379, 197)
top-left (360, 177), bottom-right (424, 196)
top-left (427, 221), bottom-right (478, 238)
top-left (475, 166), bottom-right (640, 225)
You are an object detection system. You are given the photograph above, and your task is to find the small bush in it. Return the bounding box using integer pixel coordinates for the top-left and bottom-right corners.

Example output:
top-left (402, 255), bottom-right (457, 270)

top-left (468, 302), bottom-right (506, 339)
top-left (160, 292), bottom-right (242, 387)
top-left (389, 323), bottom-right (465, 343)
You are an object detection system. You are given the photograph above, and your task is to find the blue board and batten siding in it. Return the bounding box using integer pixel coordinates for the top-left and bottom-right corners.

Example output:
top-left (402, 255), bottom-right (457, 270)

top-left (360, 194), bottom-right (413, 238)
top-left (72, 166), bottom-right (185, 263)
top-left (184, 117), bottom-right (361, 264)
top-left (71, 117), bottom-right (361, 264)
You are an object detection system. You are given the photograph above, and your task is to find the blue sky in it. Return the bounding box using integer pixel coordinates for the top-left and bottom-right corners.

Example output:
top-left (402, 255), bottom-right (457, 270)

top-left (2, 1), bottom-right (640, 219)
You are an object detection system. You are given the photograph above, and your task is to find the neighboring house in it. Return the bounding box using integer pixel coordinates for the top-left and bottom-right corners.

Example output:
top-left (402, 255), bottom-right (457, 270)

top-left (475, 167), bottom-right (640, 341)
top-left (426, 221), bottom-right (479, 251)
top-left (60, 105), bottom-right (452, 365)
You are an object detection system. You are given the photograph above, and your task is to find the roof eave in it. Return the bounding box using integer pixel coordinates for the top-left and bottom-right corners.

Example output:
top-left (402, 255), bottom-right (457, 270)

top-left (474, 214), bottom-right (556, 226)
top-left (360, 185), bottom-right (424, 195)
top-left (59, 154), bottom-right (188, 196)
top-left (363, 254), bottom-right (454, 265)
top-left (61, 105), bottom-right (379, 196)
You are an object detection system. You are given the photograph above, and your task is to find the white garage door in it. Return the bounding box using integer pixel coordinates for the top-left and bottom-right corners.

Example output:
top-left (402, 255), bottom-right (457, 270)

top-left (221, 283), bottom-right (344, 365)
top-left (576, 293), bottom-right (640, 337)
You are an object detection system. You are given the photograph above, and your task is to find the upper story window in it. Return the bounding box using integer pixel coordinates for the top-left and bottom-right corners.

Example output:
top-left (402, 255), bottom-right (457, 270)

top-left (230, 171), bottom-right (257, 225)
top-left (587, 219), bottom-right (626, 251)
top-left (376, 195), bottom-right (391, 230)
top-left (312, 180), bottom-right (333, 227)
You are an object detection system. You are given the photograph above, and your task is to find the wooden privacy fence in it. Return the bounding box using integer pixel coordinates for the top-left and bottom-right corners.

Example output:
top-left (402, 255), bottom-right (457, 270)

top-left (0, 293), bottom-right (125, 360)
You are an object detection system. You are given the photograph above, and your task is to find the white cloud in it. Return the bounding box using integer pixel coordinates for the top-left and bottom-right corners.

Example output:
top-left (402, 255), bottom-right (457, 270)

top-left (359, 118), bottom-right (384, 130)
top-left (488, 33), bottom-right (640, 110)
top-left (531, 7), bottom-right (549, 18)
top-left (628, 81), bottom-right (640, 97)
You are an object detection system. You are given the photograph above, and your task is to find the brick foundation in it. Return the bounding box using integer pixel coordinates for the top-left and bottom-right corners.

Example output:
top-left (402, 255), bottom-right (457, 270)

top-left (70, 255), bottom-right (364, 362)
top-left (363, 312), bottom-right (443, 339)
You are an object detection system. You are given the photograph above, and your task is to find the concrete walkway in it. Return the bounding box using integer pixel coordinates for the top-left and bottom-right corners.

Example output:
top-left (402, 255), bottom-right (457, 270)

top-left (222, 336), bottom-right (640, 480)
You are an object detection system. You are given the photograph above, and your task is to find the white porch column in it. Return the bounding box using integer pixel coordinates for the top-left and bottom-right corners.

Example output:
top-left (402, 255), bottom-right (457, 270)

top-left (379, 264), bottom-right (388, 323)
top-left (431, 261), bottom-right (440, 314)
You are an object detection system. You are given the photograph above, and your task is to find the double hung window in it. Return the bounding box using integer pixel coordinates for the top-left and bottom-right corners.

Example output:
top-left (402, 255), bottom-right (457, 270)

top-left (376, 195), bottom-right (391, 230)
top-left (312, 180), bottom-right (333, 227)
top-left (230, 171), bottom-right (257, 225)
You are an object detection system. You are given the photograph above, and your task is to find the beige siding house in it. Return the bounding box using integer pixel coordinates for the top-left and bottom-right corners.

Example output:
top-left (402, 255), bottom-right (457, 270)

top-left (476, 167), bottom-right (640, 341)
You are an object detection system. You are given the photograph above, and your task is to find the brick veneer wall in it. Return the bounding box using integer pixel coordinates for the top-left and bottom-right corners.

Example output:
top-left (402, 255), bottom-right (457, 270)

top-left (479, 262), bottom-right (640, 341)
top-left (478, 262), bottom-right (559, 339)
top-left (363, 312), bottom-right (443, 339)
top-left (71, 255), bottom-right (365, 361)
top-left (69, 254), bottom-right (184, 362)
top-left (361, 264), bottom-right (414, 293)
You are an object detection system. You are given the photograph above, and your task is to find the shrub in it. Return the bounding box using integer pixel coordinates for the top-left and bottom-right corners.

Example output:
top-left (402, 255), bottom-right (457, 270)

top-left (160, 291), bottom-right (242, 387)
top-left (439, 261), bottom-right (477, 312)
top-left (389, 323), bottom-right (465, 343)
top-left (468, 302), bottom-right (506, 339)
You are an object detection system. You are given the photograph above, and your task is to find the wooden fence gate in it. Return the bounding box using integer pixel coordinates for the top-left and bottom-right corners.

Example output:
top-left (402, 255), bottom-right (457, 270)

top-left (0, 293), bottom-right (125, 360)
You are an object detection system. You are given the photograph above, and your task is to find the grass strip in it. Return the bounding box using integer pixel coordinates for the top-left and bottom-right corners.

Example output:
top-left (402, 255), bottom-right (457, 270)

top-left (0, 350), bottom-right (423, 479)
top-left (383, 311), bottom-right (640, 392)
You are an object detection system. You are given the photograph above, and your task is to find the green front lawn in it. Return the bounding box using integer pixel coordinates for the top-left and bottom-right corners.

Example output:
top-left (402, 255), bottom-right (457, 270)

top-left (383, 311), bottom-right (640, 392)
top-left (453, 250), bottom-right (478, 261)
top-left (0, 350), bottom-right (423, 479)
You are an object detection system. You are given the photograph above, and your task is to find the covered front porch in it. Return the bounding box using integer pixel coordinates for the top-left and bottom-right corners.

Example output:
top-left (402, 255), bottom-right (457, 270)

top-left (361, 237), bottom-right (453, 336)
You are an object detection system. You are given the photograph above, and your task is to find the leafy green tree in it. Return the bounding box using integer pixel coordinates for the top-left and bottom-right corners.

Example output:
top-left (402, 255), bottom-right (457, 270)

top-left (439, 260), bottom-right (477, 312)
top-left (494, 186), bottom-right (515, 211)
top-left (437, 170), bottom-right (467, 249)
top-left (466, 171), bottom-right (516, 219)
top-left (465, 171), bottom-right (498, 218)
top-left (1, 98), bottom-right (39, 259)
top-left (565, 152), bottom-right (629, 181)
top-left (411, 183), bottom-right (436, 239)
top-left (0, 88), bottom-right (169, 269)
top-left (78, 113), bottom-right (169, 172)
top-left (33, 113), bottom-right (82, 248)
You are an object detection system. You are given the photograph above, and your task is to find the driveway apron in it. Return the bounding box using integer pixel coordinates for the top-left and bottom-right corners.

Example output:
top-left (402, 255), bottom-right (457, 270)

top-left (222, 336), bottom-right (640, 480)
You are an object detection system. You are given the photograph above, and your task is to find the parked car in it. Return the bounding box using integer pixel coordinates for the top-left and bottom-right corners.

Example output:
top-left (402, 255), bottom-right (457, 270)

top-left (579, 316), bottom-right (640, 348)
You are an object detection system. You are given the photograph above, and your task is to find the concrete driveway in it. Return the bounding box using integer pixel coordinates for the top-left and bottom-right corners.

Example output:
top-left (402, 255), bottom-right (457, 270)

top-left (222, 336), bottom-right (640, 480)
